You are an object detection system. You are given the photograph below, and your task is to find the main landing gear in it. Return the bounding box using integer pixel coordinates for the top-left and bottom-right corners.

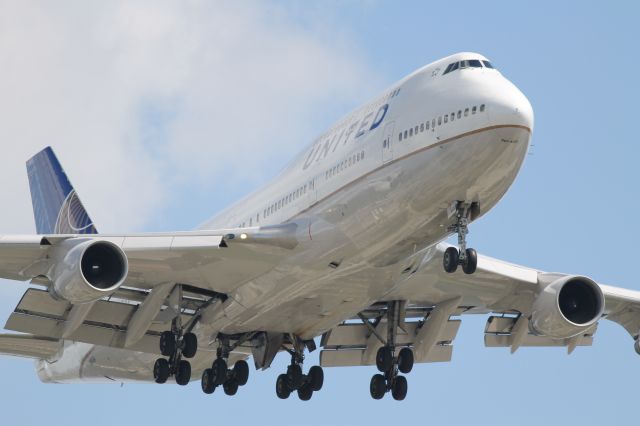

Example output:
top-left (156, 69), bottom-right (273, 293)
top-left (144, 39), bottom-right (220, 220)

top-left (153, 318), bottom-right (198, 385)
top-left (443, 201), bottom-right (479, 275)
top-left (275, 337), bottom-right (324, 401)
top-left (369, 301), bottom-right (413, 401)
top-left (201, 335), bottom-right (251, 396)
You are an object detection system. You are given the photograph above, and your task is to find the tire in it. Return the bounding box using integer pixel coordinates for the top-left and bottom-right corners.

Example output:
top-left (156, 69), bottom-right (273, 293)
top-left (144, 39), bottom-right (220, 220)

top-left (391, 375), bottom-right (408, 401)
top-left (153, 358), bottom-right (170, 384)
top-left (182, 333), bottom-right (198, 359)
top-left (308, 365), bottom-right (324, 392)
top-left (201, 368), bottom-right (216, 394)
top-left (175, 360), bottom-right (191, 386)
top-left (276, 374), bottom-right (291, 399)
top-left (233, 360), bottom-right (249, 386)
top-left (211, 358), bottom-right (228, 386)
top-left (397, 348), bottom-right (414, 374)
top-left (375, 346), bottom-right (393, 373)
top-left (462, 248), bottom-right (477, 275)
top-left (286, 364), bottom-right (303, 390)
top-left (223, 378), bottom-right (239, 396)
top-left (443, 247), bottom-right (459, 273)
top-left (369, 374), bottom-right (386, 400)
top-left (159, 331), bottom-right (176, 357)
top-left (297, 384), bottom-right (313, 401)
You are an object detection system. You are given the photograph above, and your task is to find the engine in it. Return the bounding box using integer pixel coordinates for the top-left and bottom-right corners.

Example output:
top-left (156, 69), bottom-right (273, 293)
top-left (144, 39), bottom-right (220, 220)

top-left (529, 275), bottom-right (604, 339)
top-left (49, 239), bottom-right (128, 304)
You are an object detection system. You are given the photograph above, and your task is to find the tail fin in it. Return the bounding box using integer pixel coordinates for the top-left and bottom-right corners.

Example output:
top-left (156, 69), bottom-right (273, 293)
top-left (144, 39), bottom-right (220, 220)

top-left (26, 147), bottom-right (98, 235)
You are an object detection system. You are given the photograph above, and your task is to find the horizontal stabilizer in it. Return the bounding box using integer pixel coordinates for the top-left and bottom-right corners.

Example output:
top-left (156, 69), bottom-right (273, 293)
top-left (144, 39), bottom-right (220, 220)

top-left (0, 333), bottom-right (60, 359)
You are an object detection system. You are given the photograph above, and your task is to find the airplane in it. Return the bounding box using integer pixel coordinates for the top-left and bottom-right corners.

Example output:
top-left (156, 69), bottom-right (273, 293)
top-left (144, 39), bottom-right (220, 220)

top-left (1, 51), bottom-right (639, 402)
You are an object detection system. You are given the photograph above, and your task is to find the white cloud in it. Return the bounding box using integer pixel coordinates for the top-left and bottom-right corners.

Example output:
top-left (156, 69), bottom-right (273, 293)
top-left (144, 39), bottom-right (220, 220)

top-left (0, 0), bottom-right (378, 234)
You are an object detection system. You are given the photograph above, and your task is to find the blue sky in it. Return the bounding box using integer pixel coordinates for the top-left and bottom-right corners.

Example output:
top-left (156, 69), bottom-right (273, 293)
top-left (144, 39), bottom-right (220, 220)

top-left (1, 1), bottom-right (639, 424)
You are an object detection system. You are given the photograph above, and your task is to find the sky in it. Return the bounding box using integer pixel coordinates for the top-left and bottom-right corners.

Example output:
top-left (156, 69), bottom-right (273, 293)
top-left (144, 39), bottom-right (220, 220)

top-left (0, 1), bottom-right (639, 424)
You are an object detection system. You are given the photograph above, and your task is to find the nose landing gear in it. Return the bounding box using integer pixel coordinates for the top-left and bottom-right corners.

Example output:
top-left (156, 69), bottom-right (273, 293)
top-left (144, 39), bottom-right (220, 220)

top-left (443, 201), bottom-right (479, 274)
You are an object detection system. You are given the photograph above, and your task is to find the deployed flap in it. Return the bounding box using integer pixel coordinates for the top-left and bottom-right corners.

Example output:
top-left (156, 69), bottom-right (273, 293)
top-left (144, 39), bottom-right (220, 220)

top-left (0, 333), bottom-right (60, 359)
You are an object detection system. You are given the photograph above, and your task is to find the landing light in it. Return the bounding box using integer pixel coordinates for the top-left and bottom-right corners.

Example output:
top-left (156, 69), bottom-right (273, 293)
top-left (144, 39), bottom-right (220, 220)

top-left (240, 233), bottom-right (248, 240)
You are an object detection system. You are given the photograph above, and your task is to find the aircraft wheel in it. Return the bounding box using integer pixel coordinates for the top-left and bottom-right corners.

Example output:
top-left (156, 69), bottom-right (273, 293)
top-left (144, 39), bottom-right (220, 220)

top-left (182, 332), bottom-right (198, 359)
top-left (308, 365), bottom-right (324, 391)
top-left (159, 331), bottom-right (176, 357)
top-left (212, 358), bottom-right (228, 386)
top-left (391, 375), bottom-right (408, 401)
top-left (276, 374), bottom-right (291, 399)
top-left (298, 384), bottom-right (313, 401)
top-left (443, 247), bottom-right (459, 273)
top-left (223, 378), bottom-right (239, 396)
top-left (462, 248), bottom-right (477, 275)
top-left (175, 360), bottom-right (191, 386)
top-left (287, 364), bottom-right (303, 390)
top-left (233, 360), bottom-right (250, 386)
top-left (153, 358), bottom-right (170, 384)
top-left (397, 348), bottom-right (414, 374)
top-left (376, 346), bottom-right (393, 373)
top-left (201, 368), bottom-right (216, 394)
top-left (370, 374), bottom-right (386, 400)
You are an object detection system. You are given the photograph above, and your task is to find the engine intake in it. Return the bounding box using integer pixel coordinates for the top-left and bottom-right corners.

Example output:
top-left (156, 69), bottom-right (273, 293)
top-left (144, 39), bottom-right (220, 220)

top-left (50, 240), bottom-right (128, 303)
top-left (530, 275), bottom-right (604, 339)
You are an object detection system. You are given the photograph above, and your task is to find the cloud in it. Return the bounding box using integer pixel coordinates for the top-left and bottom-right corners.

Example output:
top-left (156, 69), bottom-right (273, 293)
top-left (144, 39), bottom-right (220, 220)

top-left (0, 0), bottom-right (378, 234)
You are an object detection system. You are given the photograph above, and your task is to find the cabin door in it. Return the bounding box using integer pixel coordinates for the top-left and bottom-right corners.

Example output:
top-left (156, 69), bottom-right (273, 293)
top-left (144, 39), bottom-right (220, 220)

top-left (382, 122), bottom-right (395, 163)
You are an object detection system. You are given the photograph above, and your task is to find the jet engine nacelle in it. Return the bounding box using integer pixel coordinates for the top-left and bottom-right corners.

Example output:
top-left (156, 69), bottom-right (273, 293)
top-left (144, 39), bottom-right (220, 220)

top-left (530, 275), bottom-right (604, 339)
top-left (49, 239), bottom-right (128, 304)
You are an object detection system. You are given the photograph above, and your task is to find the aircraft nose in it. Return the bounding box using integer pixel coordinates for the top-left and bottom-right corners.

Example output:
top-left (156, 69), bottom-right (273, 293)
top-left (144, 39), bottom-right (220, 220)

top-left (489, 80), bottom-right (534, 131)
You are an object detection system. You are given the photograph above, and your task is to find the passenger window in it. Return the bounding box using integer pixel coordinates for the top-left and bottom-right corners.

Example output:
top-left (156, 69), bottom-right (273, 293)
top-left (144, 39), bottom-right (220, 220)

top-left (404, 130), bottom-right (408, 139)
top-left (464, 108), bottom-right (469, 117)
top-left (409, 128), bottom-right (413, 137)
top-left (361, 150), bottom-right (364, 158)
top-left (444, 115), bottom-right (448, 123)
top-left (482, 60), bottom-right (494, 69)
top-left (472, 106), bottom-right (477, 114)
top-left (348, 158), bottom-right (352, 166)
top-left (420, 123), bottom-right (424, 132)
top-left (399, 133), bottom-right (403, 141)
top-left (431, 119), bottom-right (435, 129)
top-left (480, 104), bottom-right (485, 112)
top-left (450, 113), bottom-right (455, 121)
top-left (414, 126), bottom-right (419, 134)
top-left (457, 110), bottom-right (462, 119)
top-left (468, 59), bottom-right (482, 68)
top-left (426, 121), bottom-right (430, 130)
top-left (249, 218), bottom-right (252, 226)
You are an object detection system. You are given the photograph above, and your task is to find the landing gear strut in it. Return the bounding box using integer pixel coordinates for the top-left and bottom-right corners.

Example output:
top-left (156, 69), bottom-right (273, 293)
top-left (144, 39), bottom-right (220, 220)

top-left (275, 336), bottom-right (324, 401)
top-left (443, 201), bottom-right (479, 275)
top-left (201, 334), bottom-right (251, 396)
top-left (153, 286), bottom-right (198, 385)
top-left (369, 301), bottom-right (413, 401)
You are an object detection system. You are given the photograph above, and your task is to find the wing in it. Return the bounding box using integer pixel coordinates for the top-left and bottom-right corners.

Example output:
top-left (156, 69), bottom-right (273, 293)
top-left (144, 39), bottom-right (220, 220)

top-left (384, 243), bottom-right (640, 351)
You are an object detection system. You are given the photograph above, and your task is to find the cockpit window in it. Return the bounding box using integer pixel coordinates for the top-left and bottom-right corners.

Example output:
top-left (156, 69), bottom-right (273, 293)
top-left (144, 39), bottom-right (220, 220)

top-left (442, 58), bottom-right (496, 75)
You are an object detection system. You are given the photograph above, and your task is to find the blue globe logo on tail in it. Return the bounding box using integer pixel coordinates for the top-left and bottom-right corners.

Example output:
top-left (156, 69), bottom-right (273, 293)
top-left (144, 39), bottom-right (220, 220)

top-left (26, 147), bottom-right (98, 235)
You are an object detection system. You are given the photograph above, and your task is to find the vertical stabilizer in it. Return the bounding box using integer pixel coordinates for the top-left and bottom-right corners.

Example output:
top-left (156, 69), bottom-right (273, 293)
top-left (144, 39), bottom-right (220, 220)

top-left (26, 147), bottom-right (97, 235)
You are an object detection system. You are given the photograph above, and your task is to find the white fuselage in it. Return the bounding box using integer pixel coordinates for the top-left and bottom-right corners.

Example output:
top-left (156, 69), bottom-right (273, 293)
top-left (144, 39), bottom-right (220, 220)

top-left (37, 52), bottom-right (534, 383)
